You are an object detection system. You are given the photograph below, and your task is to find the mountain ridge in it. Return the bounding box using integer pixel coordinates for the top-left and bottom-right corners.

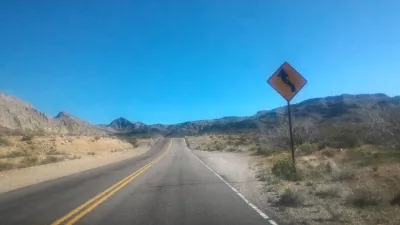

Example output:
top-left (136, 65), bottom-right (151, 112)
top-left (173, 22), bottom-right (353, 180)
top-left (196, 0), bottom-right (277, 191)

top-left (106, 93), bottom-right (400, 136)
top-left (1, 91), bottom-right (399, 136)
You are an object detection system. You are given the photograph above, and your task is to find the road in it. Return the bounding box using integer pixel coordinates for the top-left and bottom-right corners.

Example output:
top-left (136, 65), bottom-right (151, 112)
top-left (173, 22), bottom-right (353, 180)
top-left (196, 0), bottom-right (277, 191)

top-left (0, 138), bottom-right (277, 225)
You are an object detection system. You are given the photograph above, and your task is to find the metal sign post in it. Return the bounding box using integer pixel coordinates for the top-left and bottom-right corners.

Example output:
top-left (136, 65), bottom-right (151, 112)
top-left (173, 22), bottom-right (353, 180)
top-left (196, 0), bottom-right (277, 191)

top-left (267, 62), bottom-right (307, 164)
top-left (287, 101), bottom-right (295, 164)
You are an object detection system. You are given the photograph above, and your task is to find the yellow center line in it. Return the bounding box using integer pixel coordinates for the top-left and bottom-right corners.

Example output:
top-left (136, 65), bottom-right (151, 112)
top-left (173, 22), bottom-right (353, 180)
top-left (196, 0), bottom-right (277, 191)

top-left (50, 140), bottom-right (171, 225)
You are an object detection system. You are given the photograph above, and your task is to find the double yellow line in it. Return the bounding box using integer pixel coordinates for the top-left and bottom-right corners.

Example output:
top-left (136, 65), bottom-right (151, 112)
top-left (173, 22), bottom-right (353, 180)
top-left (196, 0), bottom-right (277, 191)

top-left (51, 140), bottom-right (171, 225)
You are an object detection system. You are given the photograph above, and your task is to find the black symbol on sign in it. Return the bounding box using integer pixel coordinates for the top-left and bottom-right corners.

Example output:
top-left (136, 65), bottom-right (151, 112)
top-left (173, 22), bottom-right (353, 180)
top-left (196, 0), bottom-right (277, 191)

top-left (278, 69), bottom-right (296, 93)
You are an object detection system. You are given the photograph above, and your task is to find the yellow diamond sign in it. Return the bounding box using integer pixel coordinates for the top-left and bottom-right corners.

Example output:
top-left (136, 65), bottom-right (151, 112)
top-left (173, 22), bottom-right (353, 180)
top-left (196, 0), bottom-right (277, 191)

top-left (267, 62), bottom-right (307, 101)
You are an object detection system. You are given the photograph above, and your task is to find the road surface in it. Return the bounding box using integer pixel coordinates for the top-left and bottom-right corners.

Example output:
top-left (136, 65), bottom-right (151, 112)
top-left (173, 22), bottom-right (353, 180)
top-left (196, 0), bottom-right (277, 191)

top-left (0, 138), bottom-right (278, 225)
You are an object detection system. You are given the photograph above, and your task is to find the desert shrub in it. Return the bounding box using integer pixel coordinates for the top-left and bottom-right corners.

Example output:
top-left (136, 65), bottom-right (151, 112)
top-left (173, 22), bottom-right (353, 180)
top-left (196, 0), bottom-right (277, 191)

top-left (68, 155), bottom-right (82, 160)
top-left (127, 138), bottom-right (139, 147)
top-left (277, 188), bottom-right (305, 206)
top-left (0, 137), bottom-right (12, 146)
top-left (225, 147), bottom-right (236, 152)
top-left (298, 142), bottom-right (318, 155)
top-left (332, 167), bottom-right (355, 181)
top-left (317, 141), bottom-right (329, 150)
top-left (252, 145), bottom-right (283, 156)
top-left (331, 133), bottom-right (360, 149)
top-left (87, 152), bottom-right (96, 156)
top-left (235, 136), bottom-right (247, 145)
top-left (214, 143), bottom-right (224, 151)
top-left (272, 159), bottom-right (302, 181)
top-left (315, 185), bottom-right (341, 198)
top-left (41, 156), bottom-right (63, 164)
top-left (305, 162), bottom-right (333, 180)
top-left (93, 136), bottom-right (101, 142)
top-left (46, 149), bottom-right (66, 155)
top-left (226, 140), bottom-right (234, 145)
top-left (321, 148), bottom-right (336, 157)
top-left (19, 156), bottom-right (39, 167)
top-left (2, 149), bottom-right (30, 159)
top-left (21, 134), bottom-right (34, 142)
top-left (305, 180), bottom-right (314, 186)
top-left (347, 187), bottom-right (382, 207)
top-left (0, 162), bottom-right (14, 171)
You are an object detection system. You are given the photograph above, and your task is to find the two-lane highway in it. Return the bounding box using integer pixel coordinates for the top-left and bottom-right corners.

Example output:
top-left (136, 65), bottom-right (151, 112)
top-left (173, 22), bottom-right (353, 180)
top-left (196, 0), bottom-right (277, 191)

top-left (0, 138), bottom-right (276, 225)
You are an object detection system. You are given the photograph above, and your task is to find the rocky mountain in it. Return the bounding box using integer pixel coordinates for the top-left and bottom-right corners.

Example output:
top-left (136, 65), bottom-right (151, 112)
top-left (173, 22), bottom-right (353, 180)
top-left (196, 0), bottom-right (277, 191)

top-left (2, 91), bottom-right (398, 137)
top-left (106, 93), bottom-right (400, 136)
top-left (55, 112), bottom-right (106, 135)
top-left (0, 92), bottom-right (105, 136)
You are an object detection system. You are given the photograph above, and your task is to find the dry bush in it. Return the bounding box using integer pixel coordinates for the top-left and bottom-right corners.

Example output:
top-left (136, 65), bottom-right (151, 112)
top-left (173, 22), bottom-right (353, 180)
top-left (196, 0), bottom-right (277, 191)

top-left (272, 159), bottom-right (302, 181)
top-left (87, 152), bottom-right (96, 156)
top-left (68, 155), bottom-right (81, 160)
top-left (332, 167), bottom-right (356, 181)
top-left (0, 161), bottom-right (14, 171)
top-left (19, 156), bottom-right (39, 167)
top-left (21, 134), bottom-right (34, 142)
top-left (277, 188), bottom-right (305, 206)
top-left (40, 156), bottom-right (64, 165)
top-left (0, 137), bottom-right (12, 146)
top-left (365, 108), bottom-right (400, 149)
top-left (298, 142), bottom-right (318, 155)
top-left (0, 150), bottom-right (29, 159)
top-left (315, 185), bottom-right (341, 198)
top-left (347, 187), bottom-right (383, 208)
top-left (321, 148), bottom-right (336, 157)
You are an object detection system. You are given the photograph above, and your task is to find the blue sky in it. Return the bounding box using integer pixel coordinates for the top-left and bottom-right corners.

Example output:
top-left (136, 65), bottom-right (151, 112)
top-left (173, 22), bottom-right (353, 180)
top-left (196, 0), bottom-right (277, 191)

top-left (1, 1), bottom-right (399, 125)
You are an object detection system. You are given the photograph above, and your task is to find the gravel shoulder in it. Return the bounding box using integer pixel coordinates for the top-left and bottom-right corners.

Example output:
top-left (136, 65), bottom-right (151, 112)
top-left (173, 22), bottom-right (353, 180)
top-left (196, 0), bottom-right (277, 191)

top-left (0, 146), bottom-right (149, 194)
top-left (193, 150), bottom-right (282, 224)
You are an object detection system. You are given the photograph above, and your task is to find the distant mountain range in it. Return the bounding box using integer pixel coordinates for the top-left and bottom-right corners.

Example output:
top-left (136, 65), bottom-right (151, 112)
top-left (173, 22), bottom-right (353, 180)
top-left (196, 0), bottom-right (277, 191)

top-left (105, 93), bottom-right (400, 136)
top-left (1, 92), bottom-right (399, 136)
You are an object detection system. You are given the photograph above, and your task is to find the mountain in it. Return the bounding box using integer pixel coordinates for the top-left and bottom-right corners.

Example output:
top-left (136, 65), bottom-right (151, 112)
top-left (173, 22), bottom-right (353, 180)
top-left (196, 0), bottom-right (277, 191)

top-left (257, 93), bottom-right (400, 125)
top-left (55, 111), bottom-right (106, 135)
top-left (0, 92), bottom-right (105, 135)
top-left (2, 91), bottom-right (398, 137)
top-left (106, 93), bottom-right (400, 136)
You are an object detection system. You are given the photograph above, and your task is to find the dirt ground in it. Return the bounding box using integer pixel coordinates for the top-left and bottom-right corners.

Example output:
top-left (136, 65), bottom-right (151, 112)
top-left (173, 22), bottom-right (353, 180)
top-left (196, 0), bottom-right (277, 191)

top-left (187, 134), bottom-right (400, 225)
top-left (0, 135), bottom-right (155, 194)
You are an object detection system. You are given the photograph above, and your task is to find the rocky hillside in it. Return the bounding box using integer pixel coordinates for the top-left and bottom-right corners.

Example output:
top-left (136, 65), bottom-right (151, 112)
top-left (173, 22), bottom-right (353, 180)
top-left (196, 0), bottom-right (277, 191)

top-left (3, 91), bottom-right (398, 137)
top-left (106, 93), bottom-right (400, 136)
top-left (0, 92), bottom-right (105, 136)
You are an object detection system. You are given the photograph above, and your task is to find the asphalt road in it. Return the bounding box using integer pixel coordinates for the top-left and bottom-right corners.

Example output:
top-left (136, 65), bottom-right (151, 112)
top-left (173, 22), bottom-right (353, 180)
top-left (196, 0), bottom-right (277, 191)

top-left (0, 138), bottom-right (275, 225)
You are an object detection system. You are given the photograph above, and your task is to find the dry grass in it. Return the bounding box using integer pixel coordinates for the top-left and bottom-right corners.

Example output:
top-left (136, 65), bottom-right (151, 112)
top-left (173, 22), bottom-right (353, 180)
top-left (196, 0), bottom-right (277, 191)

top-left (347, 186), bottom-right (383, 208)
top-left (0, 135), bottom-right (150, 171)
top-left (185, 134), bottom-right (258, 152)
top-left (0, 137), bottom-right (13, 146)
top-left (277, 188), bottom-right (305, 206)
top-left (315, 185), bottom-right (341, 198)
top-left (249, 143), bottom-right (400, 224)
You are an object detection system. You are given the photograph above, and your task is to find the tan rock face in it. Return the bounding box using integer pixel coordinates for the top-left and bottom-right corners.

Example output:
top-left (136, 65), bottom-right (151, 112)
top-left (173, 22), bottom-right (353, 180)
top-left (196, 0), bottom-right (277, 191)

top-left (0, 92), bottom-right (105, 136)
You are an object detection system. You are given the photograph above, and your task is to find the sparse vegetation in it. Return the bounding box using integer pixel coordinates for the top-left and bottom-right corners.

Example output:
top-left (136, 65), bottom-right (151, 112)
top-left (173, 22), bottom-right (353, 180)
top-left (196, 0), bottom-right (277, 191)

top-left (68, 155), bottom-right (81, 160)
top-left (21, 134), bottom-right (34, 142)
top-left (87, 152), bottom-right (96, 156)
top-left (0, 136), bottom-right (12, 146)
top-left (298, 142), bottom-right (318, 155)
top-left (347, 187), bottom-right (383, 208)
top-left (0, 150), bottom-right (29, 158)
top-left (332, 167), bottom-right (356, 181)
top-left (41, 156), bottom-right (64, 164)
top-left (0, 161), bottom-right (14, 171)
top-left (315, 185), bottom-right (341, 198)
top-left (271, 159), bottom-right (302, 181)
top-left (277, 188), bottom-right (304, 206)
top-left (19, 156), bottom-right (39, 167)
top-left (93, 136), bottom-right (101, 142)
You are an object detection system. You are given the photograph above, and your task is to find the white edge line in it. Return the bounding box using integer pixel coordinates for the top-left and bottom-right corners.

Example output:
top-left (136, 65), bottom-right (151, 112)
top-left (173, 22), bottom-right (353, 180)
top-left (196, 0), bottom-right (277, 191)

top-left (183, 138), bottom-right (278, 225)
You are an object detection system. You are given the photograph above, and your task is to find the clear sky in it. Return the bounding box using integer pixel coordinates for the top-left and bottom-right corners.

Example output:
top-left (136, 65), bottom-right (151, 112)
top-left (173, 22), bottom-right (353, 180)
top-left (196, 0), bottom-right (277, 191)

top-left (1, 1), bottom-right (399, 125)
